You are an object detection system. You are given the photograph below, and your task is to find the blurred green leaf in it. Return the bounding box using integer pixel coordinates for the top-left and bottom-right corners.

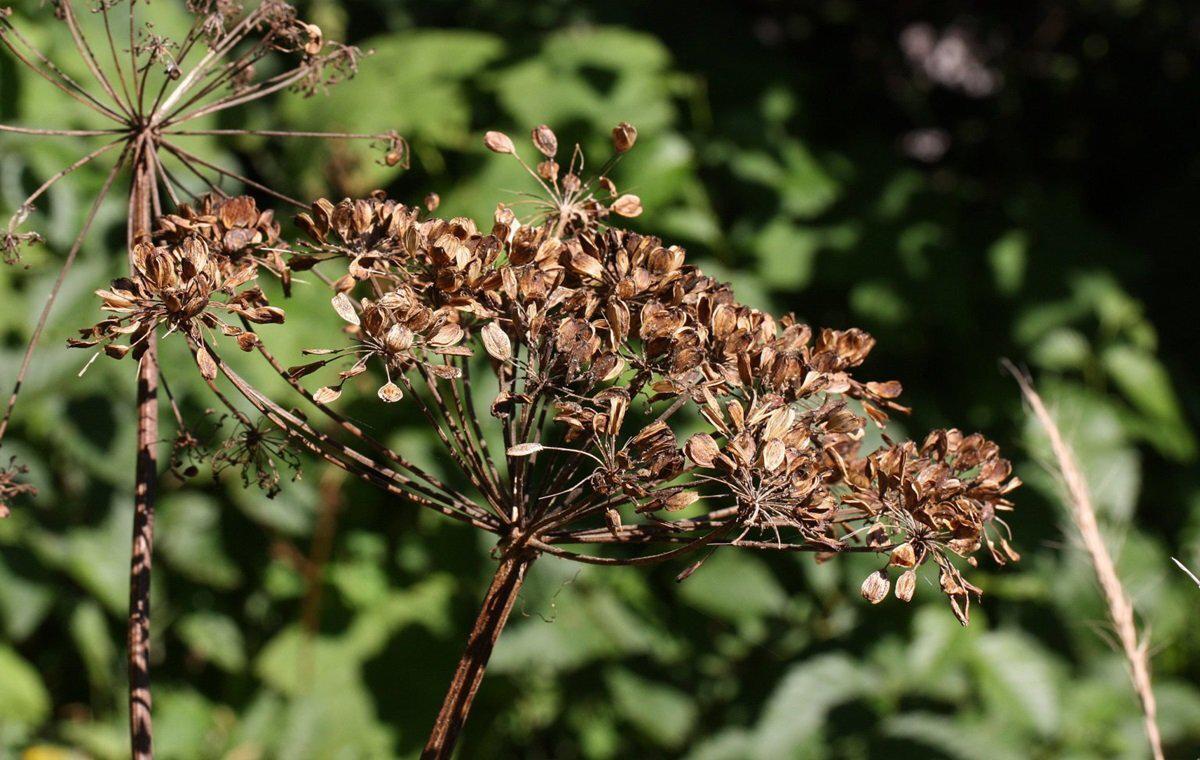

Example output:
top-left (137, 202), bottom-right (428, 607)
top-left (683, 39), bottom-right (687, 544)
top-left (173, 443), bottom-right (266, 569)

top-left (0, 645), bottom-right (50, 725)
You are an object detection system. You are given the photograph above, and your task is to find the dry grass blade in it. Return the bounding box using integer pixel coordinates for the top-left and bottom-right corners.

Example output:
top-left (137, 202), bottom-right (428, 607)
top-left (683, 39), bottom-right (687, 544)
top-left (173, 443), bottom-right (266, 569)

top-left (1172, 557), bottom-right (1200, 589)
top-left (1005, 360), bottom-right (1164, 760)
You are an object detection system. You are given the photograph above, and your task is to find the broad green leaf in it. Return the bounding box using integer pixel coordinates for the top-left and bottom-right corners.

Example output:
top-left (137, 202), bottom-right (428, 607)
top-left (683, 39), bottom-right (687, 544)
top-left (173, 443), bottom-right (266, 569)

top-left (607, 669), bottom-right (697, 749)
top-left (0, 645), bottom-right (50, 725)
top-left (677, 550), bottom-right (786, 622)
top-left (177, 612), bottom-right (247, 673)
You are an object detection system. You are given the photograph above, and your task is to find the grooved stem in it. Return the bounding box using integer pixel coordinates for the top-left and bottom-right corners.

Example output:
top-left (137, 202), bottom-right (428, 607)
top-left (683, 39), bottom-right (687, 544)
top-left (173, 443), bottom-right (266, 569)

top-left (423, 547), bottom-right (536, 760)
top-left (128, 148), bottom-right (157, 760)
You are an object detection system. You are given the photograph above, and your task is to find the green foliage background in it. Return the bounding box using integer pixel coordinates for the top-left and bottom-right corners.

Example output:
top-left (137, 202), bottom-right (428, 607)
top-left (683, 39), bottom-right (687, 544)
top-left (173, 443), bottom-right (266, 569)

top-left (2, 1), bottom-right (1199, 757)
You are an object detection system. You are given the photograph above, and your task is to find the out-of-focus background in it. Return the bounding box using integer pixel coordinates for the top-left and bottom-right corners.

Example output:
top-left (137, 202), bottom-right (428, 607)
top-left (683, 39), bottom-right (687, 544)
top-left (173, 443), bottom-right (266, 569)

top-left (2, 1), bottom-right (1200, 757)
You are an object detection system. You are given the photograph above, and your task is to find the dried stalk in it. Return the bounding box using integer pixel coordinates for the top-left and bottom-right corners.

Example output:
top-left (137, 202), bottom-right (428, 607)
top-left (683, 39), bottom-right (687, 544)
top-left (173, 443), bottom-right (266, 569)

top-left (423, 544), bottom-right (536, 760)
top-left (127, 148), bottom-right (157, 760)
top-left (1007, 363), bottom-right (1164, 760)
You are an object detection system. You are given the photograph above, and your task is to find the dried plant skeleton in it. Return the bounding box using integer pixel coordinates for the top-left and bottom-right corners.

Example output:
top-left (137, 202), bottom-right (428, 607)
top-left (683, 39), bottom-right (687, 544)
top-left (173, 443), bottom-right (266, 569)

top-left (66, 124), bottom-right (1020, 757)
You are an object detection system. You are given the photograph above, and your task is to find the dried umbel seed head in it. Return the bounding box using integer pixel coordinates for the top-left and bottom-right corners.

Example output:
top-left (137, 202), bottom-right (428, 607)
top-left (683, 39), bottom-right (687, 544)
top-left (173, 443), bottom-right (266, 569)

top-left (71, 196), bottom-right (285, 366)
top-left (482, 122), bottom-right (645, 237)
top-left (0, 457), bottom-right (37, 519)
top-left (270, 151), bottom-right (1017, 625)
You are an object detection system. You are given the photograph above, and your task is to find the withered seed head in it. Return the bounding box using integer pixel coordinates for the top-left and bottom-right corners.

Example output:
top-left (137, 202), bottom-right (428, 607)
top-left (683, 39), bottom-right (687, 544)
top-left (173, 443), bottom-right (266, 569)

top-left (271, 125), bottom-right (1018, 626)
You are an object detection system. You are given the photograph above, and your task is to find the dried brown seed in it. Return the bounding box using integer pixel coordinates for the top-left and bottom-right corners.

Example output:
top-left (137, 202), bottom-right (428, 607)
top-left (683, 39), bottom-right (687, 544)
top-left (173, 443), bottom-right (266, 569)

top-left (313, 386), bottom-right (342, 404)
top-left (377, 382), bottom-right (403, 403)
top-left (484, 130), bottom-right (516, 154)
top-left (665, 490), bottom-right (700, 512)
top-left (890, 542), bottom-right (917, 568)
top-left (611, 194), bottom-right (643, 218)
top-left (605, 508), bottom-right (622, 537)
top-left (861, 570), bottom-right (890, 604)
top-left (196, 346), bottom-right (217, 381)
top-left (424, 193), bottom-right (440, 212)
top-left (895, 570), bottom-right (917, 602)
top-left (612, 122), bottom-right (638, 153)
top-left (481, 321), bottom-right (512, 362)
top-left (507, 443), bottom-right (543, 457)
top-left (331, 292), bottom-right (360, 325)
top-left (531, 124), bottom-right (558, 157)
top-left (762, 439), bottom-right (786, 472)
top-left (685, 433), bottom-right (721, 468)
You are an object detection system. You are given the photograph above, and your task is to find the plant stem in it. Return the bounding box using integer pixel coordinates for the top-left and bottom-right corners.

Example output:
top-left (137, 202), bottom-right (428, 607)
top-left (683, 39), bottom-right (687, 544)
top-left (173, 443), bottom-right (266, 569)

top-left (128, 145), bottom-right (158, 760)
top-left (423, 545), bottom-right (537, 759)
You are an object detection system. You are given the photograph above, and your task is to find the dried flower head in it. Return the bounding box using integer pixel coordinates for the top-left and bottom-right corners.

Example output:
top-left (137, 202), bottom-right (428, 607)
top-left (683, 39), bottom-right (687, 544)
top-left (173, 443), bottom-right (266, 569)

top-left (105, 122), bottom-right (1020, 756)
top-left (485, 125), bottom-right (642, 237)
top-left (0, 456), bottom-right (36, 518)
top-left (212, 415), bottom-right (301, 499)
top-left (154, 124), bottom-right (1021, 630)
top-left (70, 195), bottom-right (284, 368)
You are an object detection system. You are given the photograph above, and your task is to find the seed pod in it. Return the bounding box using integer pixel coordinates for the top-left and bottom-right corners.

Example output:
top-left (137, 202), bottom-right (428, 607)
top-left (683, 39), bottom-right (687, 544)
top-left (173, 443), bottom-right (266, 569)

top-left (531, 124), bottom-right (558, 157)
top-left (331, 292), bottom-right (359, 325)
top-left (890, 542), bottom-right (917, 568)
top-left (537, 160), bottom-right (559, 181)
top-left (377, 382), bottom-right (403, 403)
top-left (762, 439), bottom-right (786, 472)
top-left (665, 490), bottom-right (700, 512)
top-left (685, 433), bottom-right (721, 468)
top-left (313, 386), bottom-right (342, 404)
top-left (611, 194), bottom-right (643, 218)
top-left (895, 569), bottom-right (917, 602)
top-left (484, 130), bottom-right (516, 154)
top-left (481, 321), bottom-right (512, 362)
top-left (860, 569), bottom-right (890, 604)
top-left (424, 193), bottom-right (440, 212)
top-left (605, 508), bottom-right (622, 538)
top-left (612, 122), bottom-right (637, 153)
top-left (507, 443), bottom-right (543, 457)
top-left (196, 346), bottom-right (217, 381)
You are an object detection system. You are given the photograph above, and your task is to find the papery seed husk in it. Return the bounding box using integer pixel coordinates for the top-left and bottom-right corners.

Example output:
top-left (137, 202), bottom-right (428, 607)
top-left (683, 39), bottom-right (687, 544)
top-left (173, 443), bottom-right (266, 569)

top-left (196, 346), bottom-right (217, 381)
top-left (685, 433), bottom-right (720, 468)
top-left (861, 569), bottom-right (890, 604)
top-left (331, 292), bottom-right (360, 325)
top-left (895, 570), bottom-right (917, 602)
top-left (378, 382), bottom-right (403, 403)
top-left (665, 490), bottom-right (699, 512)
top-left (481, 321), bottom-right (512, 362)
top-left (313, 386), bottom-right (342, 404)
top-left (484, 130), bottom-right (516, 154)
top-left (532, 124), bottom-right (558, 157)
top-left (507, 443), bottom-right (543, 456)
top-left (612, 122), bottom-right (637, 153)
top-left (611, 194), bottom-right (643, 218)
top-left (762, 439), bottom-right (786, 472)
top-left (890, 542), bottom-right (917, 568)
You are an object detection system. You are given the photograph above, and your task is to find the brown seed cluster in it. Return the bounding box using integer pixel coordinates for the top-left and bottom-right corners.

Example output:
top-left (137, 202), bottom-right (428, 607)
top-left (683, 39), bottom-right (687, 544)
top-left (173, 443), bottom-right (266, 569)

top-left (264, 124), bottom-right (1020, 623)
top-left (74, 123), bottom-right (1018, 625)
top-left (0, 457), bottom-right (36, 519)
top-left (71, 196), bottom-right (285, 372)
